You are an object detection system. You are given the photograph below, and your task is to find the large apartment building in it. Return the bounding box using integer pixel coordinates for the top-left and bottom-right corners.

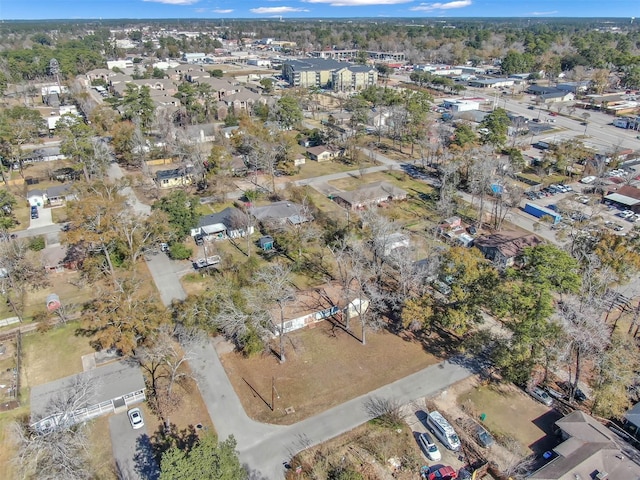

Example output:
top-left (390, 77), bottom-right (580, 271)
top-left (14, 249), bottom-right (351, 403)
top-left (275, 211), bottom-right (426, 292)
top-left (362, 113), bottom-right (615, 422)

top-left (282, 58), bottom-right (378, 91)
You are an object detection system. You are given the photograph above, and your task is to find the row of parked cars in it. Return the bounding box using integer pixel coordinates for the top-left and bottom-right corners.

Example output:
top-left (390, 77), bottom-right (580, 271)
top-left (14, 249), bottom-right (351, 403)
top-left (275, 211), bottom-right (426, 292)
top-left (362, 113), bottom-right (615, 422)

top-left (526, 184), bottom-right (574, 201)
top-left (617, 210), bottom-right (640, 223)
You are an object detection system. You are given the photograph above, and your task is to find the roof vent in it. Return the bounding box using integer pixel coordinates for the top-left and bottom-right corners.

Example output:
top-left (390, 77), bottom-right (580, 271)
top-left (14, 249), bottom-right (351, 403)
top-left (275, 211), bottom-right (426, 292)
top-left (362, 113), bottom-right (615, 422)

top-left (595, 472), bottom-right (608, 480)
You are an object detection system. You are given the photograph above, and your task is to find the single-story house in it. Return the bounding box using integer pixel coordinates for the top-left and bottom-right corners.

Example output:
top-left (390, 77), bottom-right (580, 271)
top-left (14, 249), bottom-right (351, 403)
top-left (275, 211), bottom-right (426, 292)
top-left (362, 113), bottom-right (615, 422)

top-left (42, 244), bottom-right (81, 272)
top-left (250, 201), bottom-right (312, 227)
top-left (333, 181), bottom-right (408, 211)
top-left (271, 284), bottom-right (368, 336)
top-left (306, 145), bottom-right (342, 162)
top-left (30, 361), bottom-right (145, 433)
top-left (27, 184), bottom-right (76, 207)
top-left (474, 231), bottom-right (543, 269)
top-left (155, 166), bottom-right (195, 189)
top-left (529, 410), bottom-right (640, 480)
top-left (190, 207), bottom-right (254, 240)
top-left (22, 147), bottom-right (67, 164)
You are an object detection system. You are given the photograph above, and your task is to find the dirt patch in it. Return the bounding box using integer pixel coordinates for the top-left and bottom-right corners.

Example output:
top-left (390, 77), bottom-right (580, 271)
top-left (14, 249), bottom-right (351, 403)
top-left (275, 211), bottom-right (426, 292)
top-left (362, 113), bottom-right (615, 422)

top-left (222, 320), bottom-right (437, 424)
top-left (288, 423), bottom-right (422, 480)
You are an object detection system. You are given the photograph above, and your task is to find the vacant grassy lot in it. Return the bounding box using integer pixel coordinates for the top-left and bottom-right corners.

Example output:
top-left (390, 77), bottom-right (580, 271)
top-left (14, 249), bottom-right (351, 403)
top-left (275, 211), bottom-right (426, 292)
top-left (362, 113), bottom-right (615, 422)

top-left (20, 322), bottom-right (95, 393)
top-left (0, 270), bottom-right (95, 325)
top-left (458, 384), bottom-right (562, 455)
top-left (289, 158), bottom-right (377, 181)
top-left (222, 319), bottom-right (438, 425)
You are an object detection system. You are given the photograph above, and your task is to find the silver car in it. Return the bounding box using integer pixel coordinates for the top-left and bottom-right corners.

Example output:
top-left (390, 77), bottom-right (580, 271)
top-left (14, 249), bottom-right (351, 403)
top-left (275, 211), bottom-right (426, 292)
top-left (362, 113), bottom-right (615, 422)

top-left (528, 387), bottom-right (553, 406)
top-left (417, 432), bottom-right (441, 461)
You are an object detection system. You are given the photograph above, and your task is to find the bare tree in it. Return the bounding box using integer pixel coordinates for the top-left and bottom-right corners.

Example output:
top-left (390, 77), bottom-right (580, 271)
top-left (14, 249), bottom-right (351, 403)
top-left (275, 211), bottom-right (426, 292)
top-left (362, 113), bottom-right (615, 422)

top-left (252, 263), bottom-right (296, 362)
top-left (557, 294), bottom-right (610, 401)
top-left (137, 325), bottom-right (204, 429)
top-left (0, 239), bottom-right (49, 322)
top-left (13, 375), bottom-right (97, 479)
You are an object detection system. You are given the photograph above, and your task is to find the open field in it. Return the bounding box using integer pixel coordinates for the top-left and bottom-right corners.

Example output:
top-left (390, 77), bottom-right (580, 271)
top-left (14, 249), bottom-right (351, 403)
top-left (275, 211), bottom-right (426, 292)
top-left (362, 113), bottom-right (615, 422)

top-left (0, 270), bottom-right (95, 326)
top-left (457, 384), bottom-right (562, 455)
top-left (222, 319), bottom-right (438, 425)
top-left (20, 322), bottom-right (95, 392)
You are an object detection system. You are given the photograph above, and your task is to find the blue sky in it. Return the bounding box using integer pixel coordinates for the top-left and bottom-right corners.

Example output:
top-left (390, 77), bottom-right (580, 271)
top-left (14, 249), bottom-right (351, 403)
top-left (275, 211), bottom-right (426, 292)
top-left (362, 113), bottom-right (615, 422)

top-left (2, 0), bottom-right (638, 20)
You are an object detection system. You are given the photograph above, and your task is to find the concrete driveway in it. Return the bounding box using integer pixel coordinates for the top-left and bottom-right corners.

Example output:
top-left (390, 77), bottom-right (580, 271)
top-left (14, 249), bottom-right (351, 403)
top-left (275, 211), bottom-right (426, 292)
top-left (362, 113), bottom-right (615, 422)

top-left (110, 411), bottom-right (158, 480)
top-left (27, 205), bottom-right (53, 229)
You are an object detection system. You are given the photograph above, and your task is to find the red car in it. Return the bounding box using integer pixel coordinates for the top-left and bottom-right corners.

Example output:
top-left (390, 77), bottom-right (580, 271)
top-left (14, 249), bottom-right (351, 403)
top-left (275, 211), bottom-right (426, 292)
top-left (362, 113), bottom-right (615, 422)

top-left (549, 112), bottom-right (558, 116)
top-left (427, 466), bottom-right (458, 480)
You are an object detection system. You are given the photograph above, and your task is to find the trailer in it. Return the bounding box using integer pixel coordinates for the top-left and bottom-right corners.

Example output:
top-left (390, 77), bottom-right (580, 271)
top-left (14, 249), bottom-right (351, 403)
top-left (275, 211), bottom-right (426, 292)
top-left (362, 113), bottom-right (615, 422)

top-left (524, 202), bottom-right (562, 224)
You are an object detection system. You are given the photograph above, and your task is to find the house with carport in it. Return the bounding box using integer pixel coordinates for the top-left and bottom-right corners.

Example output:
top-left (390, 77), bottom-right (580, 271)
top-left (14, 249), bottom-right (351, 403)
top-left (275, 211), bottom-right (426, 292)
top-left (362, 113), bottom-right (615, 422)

top-left (30, 361), bottom-right (145, 434)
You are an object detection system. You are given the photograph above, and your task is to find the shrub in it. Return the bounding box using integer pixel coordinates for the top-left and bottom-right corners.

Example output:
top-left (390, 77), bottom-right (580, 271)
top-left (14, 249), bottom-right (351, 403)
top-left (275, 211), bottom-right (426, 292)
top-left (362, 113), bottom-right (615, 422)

top-left (28, 236), bottom-right (45, 251)
top-left (169, 243), bottom-right (192, 260)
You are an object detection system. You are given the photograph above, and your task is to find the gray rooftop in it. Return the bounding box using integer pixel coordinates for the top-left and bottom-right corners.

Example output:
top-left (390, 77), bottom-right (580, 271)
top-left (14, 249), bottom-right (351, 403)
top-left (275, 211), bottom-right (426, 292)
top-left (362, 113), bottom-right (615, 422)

top-left (250, 201), bottom-right (304, 222)
top-left (529, 411), bottom-right (640, 480)
top-left (284, 58), bottom-right (349, 71)
top-left (30, 360), bottom-right (144, 421)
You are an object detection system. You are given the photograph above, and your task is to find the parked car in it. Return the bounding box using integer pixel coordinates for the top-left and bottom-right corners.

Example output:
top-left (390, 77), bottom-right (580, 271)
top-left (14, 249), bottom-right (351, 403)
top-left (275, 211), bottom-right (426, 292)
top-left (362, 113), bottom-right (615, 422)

top-left (30, 206), bottom-right (38, 219)
top-left (128, 408), bottom-right (144, 429)
top-left (426, 465), bottom-right (458, 480)
top-left (528, 387), bottom-right (553, 406)
top-left (528, 106), bottom-right (536, 110)
top-left (475, 424), bottom-right (494, 448)
top-left (418, 432), bottom-right (442, 461)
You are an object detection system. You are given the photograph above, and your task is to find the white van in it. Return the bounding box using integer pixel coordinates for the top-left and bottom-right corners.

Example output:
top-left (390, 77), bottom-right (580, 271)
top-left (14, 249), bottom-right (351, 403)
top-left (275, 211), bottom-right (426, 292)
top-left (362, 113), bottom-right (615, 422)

top-left (426, 411), bottom-right (461, 451)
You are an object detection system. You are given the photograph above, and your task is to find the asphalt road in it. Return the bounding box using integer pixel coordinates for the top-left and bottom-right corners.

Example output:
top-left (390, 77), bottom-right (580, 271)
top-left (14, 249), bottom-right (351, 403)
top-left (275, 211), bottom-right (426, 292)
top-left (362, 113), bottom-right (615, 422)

top-left (189, 338), bottom-right (473, 479)
top-left (110, 411), bottom-right (158, 480)
top-left (144, 251), bottom-right (187, 306)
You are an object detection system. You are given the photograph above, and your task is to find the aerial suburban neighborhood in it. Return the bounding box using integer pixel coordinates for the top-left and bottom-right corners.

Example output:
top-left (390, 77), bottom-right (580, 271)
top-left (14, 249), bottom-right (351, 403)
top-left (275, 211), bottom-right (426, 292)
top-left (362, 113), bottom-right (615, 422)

top-left (1, 12), bottom-right (640, 480)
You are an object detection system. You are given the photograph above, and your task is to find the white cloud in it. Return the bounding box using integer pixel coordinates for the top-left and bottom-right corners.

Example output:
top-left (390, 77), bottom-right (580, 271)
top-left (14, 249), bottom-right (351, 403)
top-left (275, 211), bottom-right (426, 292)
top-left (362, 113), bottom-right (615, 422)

top-left (250, 6), bottom-right (309, 13)
top-left (212, 8), bottom-right (234, 13)
top-left (143, 0), bottom-right (200, 5)
top-left (530, 10), bottom-right (558, 16)
top-left (410, 0), bottom-right (471, 12)
top-left (306, 0), bottom-right (410, 5)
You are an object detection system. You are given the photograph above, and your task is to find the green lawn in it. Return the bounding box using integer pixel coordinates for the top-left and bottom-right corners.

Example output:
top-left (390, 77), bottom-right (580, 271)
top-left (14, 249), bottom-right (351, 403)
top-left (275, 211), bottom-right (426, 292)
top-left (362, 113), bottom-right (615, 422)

top-left (20, 321), bottom-right (95, 392)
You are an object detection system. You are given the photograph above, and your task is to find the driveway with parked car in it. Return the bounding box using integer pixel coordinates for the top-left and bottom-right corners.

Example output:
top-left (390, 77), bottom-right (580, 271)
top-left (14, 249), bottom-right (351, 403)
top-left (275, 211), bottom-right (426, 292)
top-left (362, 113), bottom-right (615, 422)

top-left (27, 205), bottom-right (54, 229)
top-left (109, 410), bottom-right (158, 480)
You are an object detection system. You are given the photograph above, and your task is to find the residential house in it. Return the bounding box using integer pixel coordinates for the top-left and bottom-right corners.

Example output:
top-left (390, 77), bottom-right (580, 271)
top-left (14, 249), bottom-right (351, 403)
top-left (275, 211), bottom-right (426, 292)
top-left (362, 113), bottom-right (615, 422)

top-left (42, 244), bottom-right (80, 272)
top-left (474, 231), bottom-right (543, 269)
top-left (130, 79), bottom-right (177, 96)
top-left (22, 147), bottom-right (66, 164)
top-left (529, 410), bottom-right (640, 480)
top-left (195, 77), bottom-right (240, 100)
top-left (30, 361), bottom-right (146, 434)
top-left (220, 88), bottom-right (264, 116)
top-left (183, 123), bottom-right (216, 144)
top-left (85, 68), bottom-right (115, 84)
top-left (190, 207), bottom-right (254, 240)
top-left (333, 181), bottom-right (408, 210)
top-left (306, 145), bottom-right (342, 162)
top-left (27, 184), bottom-right (76, 207)
top-left (155, 166), bottom-right (195, 188)
top-left (271, 284), bottom-right (368, 336)
top-left (250, 201), bottom-right (313, 228)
